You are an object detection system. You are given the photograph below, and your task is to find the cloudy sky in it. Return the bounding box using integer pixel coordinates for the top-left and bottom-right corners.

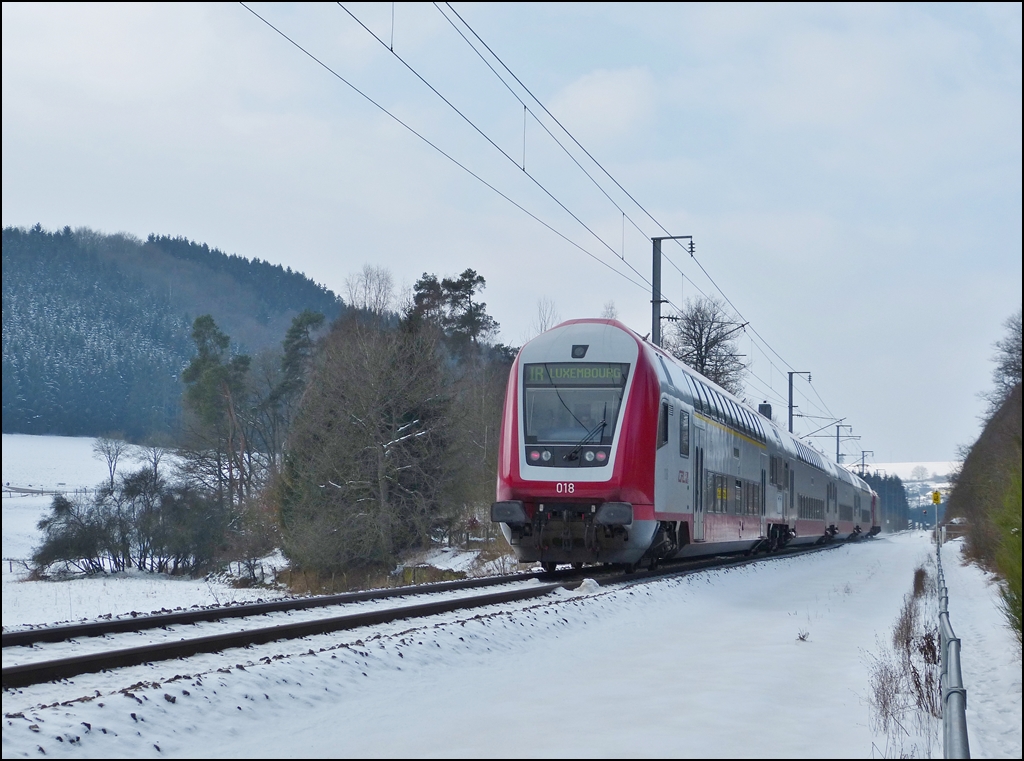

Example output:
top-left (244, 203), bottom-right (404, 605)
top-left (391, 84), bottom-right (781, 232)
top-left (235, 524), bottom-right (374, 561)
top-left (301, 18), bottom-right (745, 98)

top-left (3, 3), bottom-right (1021, 464)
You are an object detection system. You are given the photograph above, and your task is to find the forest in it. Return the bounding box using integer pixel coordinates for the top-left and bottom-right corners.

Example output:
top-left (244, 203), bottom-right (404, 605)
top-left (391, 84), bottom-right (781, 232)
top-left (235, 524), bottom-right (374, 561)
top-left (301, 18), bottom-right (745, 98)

top-left (2, 224), bottom-right (342, 438)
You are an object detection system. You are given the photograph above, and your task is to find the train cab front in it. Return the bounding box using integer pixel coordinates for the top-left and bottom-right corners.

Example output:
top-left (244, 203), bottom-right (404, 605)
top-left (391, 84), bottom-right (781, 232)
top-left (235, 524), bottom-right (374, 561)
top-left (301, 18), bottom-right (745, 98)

top-left (490, 319), bottom-right (659, 570)
top-left (492, 498), bottom-right (652, 570)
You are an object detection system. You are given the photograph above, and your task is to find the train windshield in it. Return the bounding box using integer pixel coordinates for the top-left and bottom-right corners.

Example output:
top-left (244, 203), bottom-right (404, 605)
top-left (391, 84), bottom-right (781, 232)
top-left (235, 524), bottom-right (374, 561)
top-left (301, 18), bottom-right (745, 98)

top-left (522, 363), bottom-right (630, 445)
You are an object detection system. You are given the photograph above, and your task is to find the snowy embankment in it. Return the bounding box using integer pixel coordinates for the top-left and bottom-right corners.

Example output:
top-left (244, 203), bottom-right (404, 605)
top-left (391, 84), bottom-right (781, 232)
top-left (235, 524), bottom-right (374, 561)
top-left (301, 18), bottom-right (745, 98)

top-left (2, 434), bottom-right (1020, 758)
top-left (1, 533), bottom-right (1019, 758)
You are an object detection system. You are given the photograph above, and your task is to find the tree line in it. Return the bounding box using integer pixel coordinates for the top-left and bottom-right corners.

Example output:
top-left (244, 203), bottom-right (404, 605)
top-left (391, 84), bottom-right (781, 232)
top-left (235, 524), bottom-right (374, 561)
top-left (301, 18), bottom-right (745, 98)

top-left (945, 308), bottom-right (1021, 646)
top-left (32, 266), bottom-right (512, 583)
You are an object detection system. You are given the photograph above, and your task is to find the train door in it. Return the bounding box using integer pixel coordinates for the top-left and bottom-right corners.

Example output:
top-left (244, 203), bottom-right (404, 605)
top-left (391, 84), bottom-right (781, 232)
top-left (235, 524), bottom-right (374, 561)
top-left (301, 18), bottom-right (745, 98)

top-left (693, 424), bottom-right (705, 541)
top-left (654, 397), bottom-right (671, 514)
top-left (760, 452), bottom-right (768, 537)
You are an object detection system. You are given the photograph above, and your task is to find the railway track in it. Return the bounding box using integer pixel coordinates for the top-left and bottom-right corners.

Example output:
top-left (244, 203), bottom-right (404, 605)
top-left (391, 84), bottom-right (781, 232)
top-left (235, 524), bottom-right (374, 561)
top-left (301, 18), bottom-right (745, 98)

top-left (2, 542), bottom-right (845, 690)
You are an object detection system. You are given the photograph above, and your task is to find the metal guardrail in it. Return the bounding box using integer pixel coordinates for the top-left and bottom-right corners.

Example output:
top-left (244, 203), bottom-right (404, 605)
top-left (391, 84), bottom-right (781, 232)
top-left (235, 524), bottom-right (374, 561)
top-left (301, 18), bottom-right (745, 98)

top-left (936, 530), bottom-right (971, 758)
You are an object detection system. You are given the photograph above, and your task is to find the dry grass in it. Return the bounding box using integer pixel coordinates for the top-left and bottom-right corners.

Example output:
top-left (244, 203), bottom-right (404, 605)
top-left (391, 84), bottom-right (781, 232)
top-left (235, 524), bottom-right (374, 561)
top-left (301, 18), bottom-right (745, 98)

top-left (867, 565), bottom-right (941, 758)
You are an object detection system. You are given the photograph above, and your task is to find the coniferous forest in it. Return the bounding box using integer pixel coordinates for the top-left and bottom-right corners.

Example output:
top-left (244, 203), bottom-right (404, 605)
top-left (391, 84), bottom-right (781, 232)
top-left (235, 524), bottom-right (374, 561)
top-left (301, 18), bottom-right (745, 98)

top-left (2, 225), bottom-right (343, 438)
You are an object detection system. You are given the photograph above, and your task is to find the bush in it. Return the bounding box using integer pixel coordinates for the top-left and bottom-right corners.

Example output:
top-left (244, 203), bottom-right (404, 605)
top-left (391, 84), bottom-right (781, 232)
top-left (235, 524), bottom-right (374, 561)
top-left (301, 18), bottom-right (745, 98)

top-left (31, 468), bottom-right (230, 577)
top-left (994, 470), bottom-right (1022, 649)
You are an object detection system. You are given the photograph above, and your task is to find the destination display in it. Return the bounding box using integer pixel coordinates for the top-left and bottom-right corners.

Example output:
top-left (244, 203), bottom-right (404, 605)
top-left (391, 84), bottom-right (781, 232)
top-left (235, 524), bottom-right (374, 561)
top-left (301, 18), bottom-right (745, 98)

top-left (523, 363), bottom-right (629, 387)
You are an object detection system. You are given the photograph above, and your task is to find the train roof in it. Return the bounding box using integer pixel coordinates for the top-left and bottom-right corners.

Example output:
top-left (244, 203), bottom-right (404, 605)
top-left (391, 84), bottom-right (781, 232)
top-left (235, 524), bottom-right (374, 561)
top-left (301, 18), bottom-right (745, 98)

top-left (536, 318), bottom-right (873, 494)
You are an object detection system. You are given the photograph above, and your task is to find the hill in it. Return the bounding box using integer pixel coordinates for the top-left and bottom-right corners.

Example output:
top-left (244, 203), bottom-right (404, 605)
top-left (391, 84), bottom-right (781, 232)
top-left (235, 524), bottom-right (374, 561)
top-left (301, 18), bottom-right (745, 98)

top-left (2, 225), bottom-right (343, 439)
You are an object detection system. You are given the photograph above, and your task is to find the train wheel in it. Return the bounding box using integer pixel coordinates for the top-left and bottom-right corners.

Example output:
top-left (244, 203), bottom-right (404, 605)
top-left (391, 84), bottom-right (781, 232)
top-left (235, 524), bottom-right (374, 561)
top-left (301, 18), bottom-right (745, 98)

top-left (572, 562), bottom-right (584, 570)
top-left (541, 561), bottom-right (558, 573)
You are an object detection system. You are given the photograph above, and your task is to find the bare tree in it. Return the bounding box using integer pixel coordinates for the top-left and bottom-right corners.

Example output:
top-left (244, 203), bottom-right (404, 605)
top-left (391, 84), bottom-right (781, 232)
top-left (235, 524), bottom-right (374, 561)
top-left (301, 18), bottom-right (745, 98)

top-left (93, 435), bottom-right (130, 490)
top-left (983, 308), bottom-right (1022, 416)
top-left (601, 300), bottom-right (618, 320)
top-left (664, 296), bottom-right (747, 396)
top-left (532, 297), bottom-right (561, 335)
top-left (346, 264), bottom-right (395, 317)
top-left (129, 433), bottom-right (174, 480)
top-left (280, 314), bottom-right (464, 571)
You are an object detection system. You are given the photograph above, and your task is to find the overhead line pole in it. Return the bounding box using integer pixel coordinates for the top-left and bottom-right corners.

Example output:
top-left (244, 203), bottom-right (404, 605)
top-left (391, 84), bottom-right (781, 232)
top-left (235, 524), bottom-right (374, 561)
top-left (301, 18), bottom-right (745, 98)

top-left (788, 371), bottom-right (811, 433)
top-left (859, 450), bottom-right (874, 475)
top-left (651, 236), bottom-right (692, 347)
top-left (835, 424), bottom-right (857, 464)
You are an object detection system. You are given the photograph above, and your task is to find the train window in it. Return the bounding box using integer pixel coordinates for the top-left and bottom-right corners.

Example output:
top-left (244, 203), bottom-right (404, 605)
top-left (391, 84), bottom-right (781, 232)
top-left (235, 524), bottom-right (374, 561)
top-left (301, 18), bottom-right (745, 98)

top-left (734, 480), bottom-right (743, 514)
top-left (658, 401), bottom-right (670, 449)
top-left (693, 380), bottom-right (708, 414)
top-left (743, 481), bottom-right (761, 515)
top-left (687, 379), bottom-right (700, 412)
top-left (681, 373), bottom-right (698, 408)
top-left (730, 400), bottom-right (743, 430)
top-left (708, 390), bottom-right (722, 421)
top-left (752, 414), bottom-right (765, 441)
top-left (679, 410), bottom-right (690, 457)
top-left (700, 389), bottom-right (716, 419)
top-left (705, 472), bottom-right (728, 513)
top-left (696, 381), bottom-right (712, 415)
top-left (740, 406), bottom-right (751, 434)
top-left (718, 394), bottom-right (730, 425)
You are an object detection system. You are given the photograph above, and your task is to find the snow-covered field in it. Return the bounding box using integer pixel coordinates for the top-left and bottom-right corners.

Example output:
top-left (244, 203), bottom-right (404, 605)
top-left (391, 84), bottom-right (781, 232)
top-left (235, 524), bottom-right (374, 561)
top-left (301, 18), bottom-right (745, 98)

top-left (2, 435), bottom-right (294, 625)
top-left (2, 435), bottom-right (1020, 758)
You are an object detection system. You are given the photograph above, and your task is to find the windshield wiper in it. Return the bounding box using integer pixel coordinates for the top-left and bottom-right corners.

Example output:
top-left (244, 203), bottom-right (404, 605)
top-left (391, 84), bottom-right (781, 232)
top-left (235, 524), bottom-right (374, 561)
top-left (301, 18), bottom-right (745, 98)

top-left (563, 420), bottom-right (607, 462)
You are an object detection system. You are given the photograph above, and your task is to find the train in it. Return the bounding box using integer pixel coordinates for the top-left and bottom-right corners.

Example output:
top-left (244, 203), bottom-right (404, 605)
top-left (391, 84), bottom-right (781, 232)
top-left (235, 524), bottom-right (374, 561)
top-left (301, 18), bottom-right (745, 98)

top-left (491, 318), bottom-right (879, 571)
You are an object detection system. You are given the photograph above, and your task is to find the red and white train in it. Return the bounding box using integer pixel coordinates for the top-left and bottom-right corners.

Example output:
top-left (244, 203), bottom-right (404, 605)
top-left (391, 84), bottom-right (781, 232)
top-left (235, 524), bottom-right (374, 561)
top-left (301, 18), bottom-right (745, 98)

top-left (491, 319), bottom-right (879, 571)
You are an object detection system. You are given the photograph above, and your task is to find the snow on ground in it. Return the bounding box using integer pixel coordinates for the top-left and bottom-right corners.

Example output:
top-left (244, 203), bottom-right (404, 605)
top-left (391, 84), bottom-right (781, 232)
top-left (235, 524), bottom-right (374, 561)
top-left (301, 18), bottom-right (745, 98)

top-left (2, 434), bottom-right (110, 492)
top-left (2, 435), bottom-right (509, 629)
top-left (2, 435), bottom-right (295, 626)
top-left (2, 532), bottom-right (1020, 758)
top-left (2, 435), bottom-right (1019, 757)
top-left (940, 539), bottom-right (1023, 758)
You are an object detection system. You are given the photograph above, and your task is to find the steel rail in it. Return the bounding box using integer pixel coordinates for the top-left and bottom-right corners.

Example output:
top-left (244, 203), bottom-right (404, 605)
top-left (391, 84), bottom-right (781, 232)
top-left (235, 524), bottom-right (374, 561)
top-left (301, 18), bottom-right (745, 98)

top-left (2, 571), bottom-right (548, 648)
top-left (3, 539), bottom-right (840, 648)
top-left (1, 583), bottom-right (561, 689)
top-left (1, 541), bottom-right (846, 690)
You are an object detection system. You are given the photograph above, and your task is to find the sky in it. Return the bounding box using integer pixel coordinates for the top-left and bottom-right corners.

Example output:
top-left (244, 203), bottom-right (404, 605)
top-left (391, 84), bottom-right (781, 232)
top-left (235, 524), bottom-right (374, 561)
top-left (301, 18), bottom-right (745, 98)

top-left (2, 3), bottom-right (1021, 463)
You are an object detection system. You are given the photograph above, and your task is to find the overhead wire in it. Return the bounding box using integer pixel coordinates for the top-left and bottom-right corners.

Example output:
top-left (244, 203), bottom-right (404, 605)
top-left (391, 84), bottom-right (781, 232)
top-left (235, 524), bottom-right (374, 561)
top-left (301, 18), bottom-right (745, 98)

top-left (249, 2), bottom-right (850, 446)
top-left (238, 2), bottom-right (649, 292)
top-left (431, 3), bottom-right (655, 257)
top-left (439, 3), bottom-right (827, 416)
top-left (337, 2), bottom-right (658, 293)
